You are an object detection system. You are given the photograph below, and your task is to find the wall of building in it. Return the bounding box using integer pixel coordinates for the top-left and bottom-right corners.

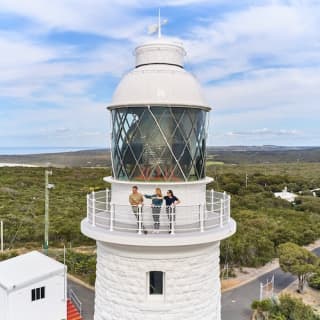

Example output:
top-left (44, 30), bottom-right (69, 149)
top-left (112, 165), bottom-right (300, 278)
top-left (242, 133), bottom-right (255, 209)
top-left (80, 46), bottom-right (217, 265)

top-left (94, 241), bottom-right (221, 320)
top-left (7, 272), bottom-right (66, 320)
top-left (0, 287), bottom-right (9, 320)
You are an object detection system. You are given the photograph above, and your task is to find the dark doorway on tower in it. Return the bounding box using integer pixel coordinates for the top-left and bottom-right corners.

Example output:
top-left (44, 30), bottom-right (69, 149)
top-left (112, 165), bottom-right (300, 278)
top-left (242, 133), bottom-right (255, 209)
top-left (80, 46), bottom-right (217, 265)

top-left (149, 271), bottom-right (164, 295)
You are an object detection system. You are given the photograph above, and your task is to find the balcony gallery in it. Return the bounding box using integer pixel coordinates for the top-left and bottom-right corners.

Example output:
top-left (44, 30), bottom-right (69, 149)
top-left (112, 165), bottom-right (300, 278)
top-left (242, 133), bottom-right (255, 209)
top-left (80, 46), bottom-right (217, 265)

top-left (86, 189), bottom-right (230, 236)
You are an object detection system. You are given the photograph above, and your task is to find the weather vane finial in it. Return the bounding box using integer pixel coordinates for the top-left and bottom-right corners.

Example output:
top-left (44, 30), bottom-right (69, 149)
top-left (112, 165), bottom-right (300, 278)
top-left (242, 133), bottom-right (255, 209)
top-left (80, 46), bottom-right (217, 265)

top-left (158, 8), bottom-right (162, 38)
top-left (148, 9), bottom-right (168, 38)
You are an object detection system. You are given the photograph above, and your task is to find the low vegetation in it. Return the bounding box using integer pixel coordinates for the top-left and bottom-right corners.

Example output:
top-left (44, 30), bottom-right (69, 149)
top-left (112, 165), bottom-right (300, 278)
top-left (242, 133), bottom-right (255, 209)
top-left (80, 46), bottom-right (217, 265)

top-left (53, 249), bottom-right (96, 285)
top-left (0, 167), bottom-right (110, 248)
top-left (251, 294), bottom-right (320, 320)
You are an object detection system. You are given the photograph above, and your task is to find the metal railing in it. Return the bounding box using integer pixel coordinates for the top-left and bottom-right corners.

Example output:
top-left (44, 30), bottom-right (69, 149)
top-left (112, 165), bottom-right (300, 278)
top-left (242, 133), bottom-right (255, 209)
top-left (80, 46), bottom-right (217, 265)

top-left (68, 288), bottom-right (82, 316)
top-left (86, 189), bottom-right (231, 235)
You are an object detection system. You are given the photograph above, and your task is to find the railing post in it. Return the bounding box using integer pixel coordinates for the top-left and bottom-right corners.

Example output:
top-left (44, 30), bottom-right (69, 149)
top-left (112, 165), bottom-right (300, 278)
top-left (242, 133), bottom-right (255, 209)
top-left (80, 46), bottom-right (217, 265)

top-left (224, 191), bottom-right (227, 224)
top-left (170, 206), bottom-right (175, 235)
top-left (106, 188), bottom-right (109, 211)
top-left (211, 189), bottom-right (214, 212)
top-left (138, 205), bottom-right (142, 235)
top-left (92, 191), bottom-right (96, 227)
top-left (200, 203), bottom-right (204, 232)
top-left (86, 194), bottom-right (89, 220)
top-left (228, 195), bottom-right (231, 223)
top-left (220, 199), bottom-right (223, 228)
top-left (110, 203), bottom-right (114, 232)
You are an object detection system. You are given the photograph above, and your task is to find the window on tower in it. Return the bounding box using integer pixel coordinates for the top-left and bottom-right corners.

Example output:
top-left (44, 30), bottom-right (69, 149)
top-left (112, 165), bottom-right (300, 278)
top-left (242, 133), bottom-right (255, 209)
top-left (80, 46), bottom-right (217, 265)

top-left (149, 271), bottom-right (164, 295)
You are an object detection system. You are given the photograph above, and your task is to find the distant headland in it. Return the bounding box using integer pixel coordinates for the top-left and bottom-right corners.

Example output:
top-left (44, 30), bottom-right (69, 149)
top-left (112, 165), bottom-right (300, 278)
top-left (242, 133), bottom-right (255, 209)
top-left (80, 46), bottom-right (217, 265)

top-left (0, 146), bottom-right (319, 168)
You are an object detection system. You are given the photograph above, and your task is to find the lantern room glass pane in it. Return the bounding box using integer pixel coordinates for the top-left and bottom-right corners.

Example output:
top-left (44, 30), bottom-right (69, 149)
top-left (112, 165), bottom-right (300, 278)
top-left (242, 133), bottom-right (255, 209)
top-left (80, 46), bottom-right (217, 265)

top-left (110, 106), bottom-right (207, 182)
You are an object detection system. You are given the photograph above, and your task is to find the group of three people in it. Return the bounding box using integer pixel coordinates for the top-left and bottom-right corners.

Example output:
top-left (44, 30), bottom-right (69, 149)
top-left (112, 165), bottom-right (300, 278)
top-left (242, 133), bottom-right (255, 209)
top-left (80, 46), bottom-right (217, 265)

top-left (129, 186), bottom-right (180, 234)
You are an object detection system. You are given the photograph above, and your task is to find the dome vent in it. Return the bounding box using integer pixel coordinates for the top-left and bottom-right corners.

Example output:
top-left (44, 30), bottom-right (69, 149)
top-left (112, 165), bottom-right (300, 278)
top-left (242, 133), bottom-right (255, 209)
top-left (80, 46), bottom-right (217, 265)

top-left (135, 40), bottom-right (186, 68)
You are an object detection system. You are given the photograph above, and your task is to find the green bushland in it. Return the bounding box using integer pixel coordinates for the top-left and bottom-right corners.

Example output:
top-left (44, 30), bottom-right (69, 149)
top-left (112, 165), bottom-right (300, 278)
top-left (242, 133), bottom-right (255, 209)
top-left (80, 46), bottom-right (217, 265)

top-left (206, 163), bottom-right (320, 267)
top-left (0, 163), bottom-right (320, 273)
top-left (50, 249), bottom-right (96, 285)
top-left (0, 167), bottom-right (110, 248)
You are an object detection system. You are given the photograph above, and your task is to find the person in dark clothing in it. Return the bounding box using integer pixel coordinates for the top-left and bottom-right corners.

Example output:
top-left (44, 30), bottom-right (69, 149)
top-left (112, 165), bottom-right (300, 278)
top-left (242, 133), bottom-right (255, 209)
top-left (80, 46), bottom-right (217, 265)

top-left (144, 188), bottom-right (163, 233)
top-left (164, 190), bottom-right (181, 234)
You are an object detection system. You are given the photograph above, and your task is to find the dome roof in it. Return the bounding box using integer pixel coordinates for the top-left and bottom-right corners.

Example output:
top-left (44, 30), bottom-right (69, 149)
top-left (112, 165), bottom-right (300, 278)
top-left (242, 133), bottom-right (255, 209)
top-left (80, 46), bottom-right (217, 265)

top-left (108, 39), bottom-right (210, 110)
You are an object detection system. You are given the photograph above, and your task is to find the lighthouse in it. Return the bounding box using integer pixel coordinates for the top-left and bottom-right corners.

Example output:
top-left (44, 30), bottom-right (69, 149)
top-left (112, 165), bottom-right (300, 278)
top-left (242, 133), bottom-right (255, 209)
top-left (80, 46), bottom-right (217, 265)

top-left (81, 31), bottom-right (236, 320)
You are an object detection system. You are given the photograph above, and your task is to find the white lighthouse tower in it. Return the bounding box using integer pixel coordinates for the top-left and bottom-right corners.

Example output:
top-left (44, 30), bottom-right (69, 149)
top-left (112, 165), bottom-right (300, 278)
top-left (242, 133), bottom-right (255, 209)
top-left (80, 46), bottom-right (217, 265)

top-left (81, 32), bottom-right (236, 320)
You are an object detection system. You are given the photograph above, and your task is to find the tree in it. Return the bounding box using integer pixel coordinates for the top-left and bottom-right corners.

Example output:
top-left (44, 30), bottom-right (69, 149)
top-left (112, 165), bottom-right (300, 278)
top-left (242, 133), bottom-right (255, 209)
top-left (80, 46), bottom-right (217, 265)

top-left (278, 242), bottom-right (319, 293)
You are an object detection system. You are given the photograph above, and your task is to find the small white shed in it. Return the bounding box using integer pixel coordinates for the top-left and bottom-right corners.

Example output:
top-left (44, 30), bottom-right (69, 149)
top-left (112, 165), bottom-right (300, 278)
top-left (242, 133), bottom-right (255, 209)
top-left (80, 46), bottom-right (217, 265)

top-left (0, 251), bottom-right (67, 320)
top-left (274, 186), bottom-right (297, 203)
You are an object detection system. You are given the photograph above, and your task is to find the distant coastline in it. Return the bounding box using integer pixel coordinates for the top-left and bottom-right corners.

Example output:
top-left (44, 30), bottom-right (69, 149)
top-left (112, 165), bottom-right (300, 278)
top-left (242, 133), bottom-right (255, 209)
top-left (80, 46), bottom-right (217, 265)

top-left (0, 145), bottom-right (318, 156)
top-left (0, 163), bottom-right (38, 167)
top-left (0, 146), bottom-right (103, 156)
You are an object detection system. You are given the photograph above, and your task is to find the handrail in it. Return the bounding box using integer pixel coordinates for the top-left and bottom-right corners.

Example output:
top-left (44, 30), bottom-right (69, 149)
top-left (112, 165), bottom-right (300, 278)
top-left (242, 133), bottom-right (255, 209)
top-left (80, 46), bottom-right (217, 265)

top-left (86, 189), bottom-right (231, 234)
top-left (69, 288), bottom-right (82, 316)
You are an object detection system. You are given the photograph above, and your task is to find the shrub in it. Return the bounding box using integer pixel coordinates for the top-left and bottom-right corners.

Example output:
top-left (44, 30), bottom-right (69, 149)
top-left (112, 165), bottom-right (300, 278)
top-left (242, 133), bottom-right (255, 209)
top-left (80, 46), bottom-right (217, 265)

top-left (252, 295), bottom-right (320, 320)
top-left (0, 251), bottom-right (18, 261)
top-left (278, 294), bottom-right (320, 320)
top-left (308, 273), bottom-right (320, 290)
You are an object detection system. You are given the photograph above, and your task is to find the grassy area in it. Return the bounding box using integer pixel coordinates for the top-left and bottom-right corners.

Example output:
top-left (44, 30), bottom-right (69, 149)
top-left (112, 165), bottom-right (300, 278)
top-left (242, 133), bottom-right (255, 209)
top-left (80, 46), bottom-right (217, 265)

top-left (206, 161), bottom-right (225, 166)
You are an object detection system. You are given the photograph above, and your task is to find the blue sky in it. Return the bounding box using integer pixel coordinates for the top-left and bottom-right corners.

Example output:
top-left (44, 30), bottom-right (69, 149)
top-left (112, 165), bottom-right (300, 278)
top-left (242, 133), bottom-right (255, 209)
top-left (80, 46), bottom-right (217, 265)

top-left (0, 0), bottom-right (319, 149)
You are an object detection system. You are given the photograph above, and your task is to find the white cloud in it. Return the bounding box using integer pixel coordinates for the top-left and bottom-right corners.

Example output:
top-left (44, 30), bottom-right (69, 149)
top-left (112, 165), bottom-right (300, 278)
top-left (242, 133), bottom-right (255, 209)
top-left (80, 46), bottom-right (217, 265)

top-left (185, 2), bottom-right (320, 72)
top-left (226, 128), bottom-right (301, 137)
top-left (0, 0), bottom-right (319, 147)
top-left (0, 0), bottom-right (150, 39)
top-left (204, 67), bottom-right (320, 113)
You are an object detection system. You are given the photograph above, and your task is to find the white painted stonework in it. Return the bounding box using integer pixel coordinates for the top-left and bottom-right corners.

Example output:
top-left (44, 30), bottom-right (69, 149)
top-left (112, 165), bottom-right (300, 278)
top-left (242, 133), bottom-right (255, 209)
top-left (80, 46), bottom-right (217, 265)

top-left (94, 241), bottom-right (221, 320)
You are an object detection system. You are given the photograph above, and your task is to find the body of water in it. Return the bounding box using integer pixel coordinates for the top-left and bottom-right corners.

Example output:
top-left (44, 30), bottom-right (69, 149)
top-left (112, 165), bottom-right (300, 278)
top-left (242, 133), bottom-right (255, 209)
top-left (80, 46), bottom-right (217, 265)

top-left (0, 147), bottom-right (101, 155)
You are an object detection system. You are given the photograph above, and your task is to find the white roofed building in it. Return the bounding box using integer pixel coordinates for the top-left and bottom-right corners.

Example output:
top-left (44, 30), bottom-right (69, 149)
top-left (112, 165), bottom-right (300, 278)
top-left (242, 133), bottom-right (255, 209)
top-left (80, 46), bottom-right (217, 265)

top-left (0, 251), bottom-right (67, 320)
top-left (274, 186), bottom-right (297, 203)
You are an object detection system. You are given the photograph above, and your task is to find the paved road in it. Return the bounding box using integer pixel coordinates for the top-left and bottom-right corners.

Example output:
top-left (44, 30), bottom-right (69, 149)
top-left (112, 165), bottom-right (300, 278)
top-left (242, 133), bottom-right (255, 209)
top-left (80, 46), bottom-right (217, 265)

top-left (68, 247), bottom-right (320, 320)
top-left (68, 279), bottom-right (94, 320)
top-left (221, 247), bottom-right (320, 320)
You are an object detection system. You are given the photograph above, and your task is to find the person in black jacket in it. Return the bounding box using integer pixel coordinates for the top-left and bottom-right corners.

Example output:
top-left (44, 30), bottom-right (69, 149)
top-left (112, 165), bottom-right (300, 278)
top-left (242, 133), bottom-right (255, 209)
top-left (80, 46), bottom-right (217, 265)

top-left (164, 190), bottom-right (181, 234)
